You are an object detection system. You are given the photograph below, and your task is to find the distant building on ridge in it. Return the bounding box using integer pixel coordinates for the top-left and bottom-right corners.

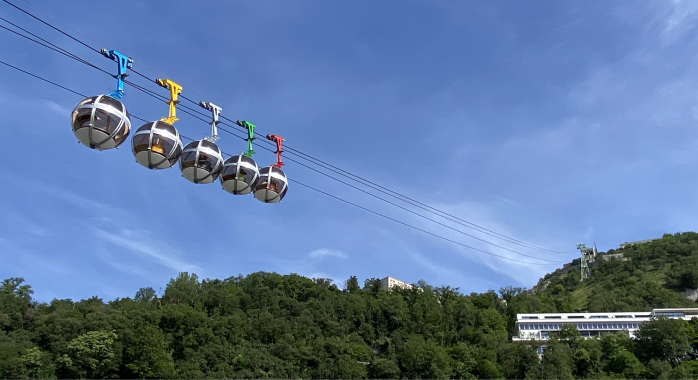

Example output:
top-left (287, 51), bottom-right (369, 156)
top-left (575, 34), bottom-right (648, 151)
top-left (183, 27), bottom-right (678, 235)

top-left (619, 238), bottom-right (659, 249)
top-left (380, 276), bottom-right (415, 291)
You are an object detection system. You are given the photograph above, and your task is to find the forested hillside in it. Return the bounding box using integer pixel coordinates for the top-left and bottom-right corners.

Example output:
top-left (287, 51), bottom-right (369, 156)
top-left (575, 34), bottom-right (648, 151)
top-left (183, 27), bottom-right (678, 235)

top-left (1, 233), bottom-right (697, 379)
top-left (533, 232), bottom-right (698, 313)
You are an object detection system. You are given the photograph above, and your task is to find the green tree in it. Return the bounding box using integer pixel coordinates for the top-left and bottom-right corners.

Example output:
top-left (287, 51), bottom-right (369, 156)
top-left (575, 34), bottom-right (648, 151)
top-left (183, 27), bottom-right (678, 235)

top-left (368, 358), bottom-right (401, 379)
top-left (58, 330), bottom-right (118, 379)
top-left (669, 360), bottom-right (698, 379)
top-left (538, 338), bottom-right (574, 380)
top-left (636, 317), bottom-right (692, 366)
top-left (20, 347), bottom-right (51, 379)
top-left (0, 277), bottom-right (33, 331)
top-left (398, 334), bottom-right (452, 379)
top-left (122, 325), bottom-right (176, 379)
top-left (134, 287), bottom-right (157, 303)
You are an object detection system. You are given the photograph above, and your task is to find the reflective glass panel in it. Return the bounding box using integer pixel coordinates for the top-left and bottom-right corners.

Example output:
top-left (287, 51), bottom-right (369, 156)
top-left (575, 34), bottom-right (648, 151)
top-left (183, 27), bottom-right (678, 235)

top-left (72, 108), bottom-right (92, 131)
top-left (151, 136), bottom-right (167, 155)
top-left (182, 141), bottom-right (199, 151)
top-left (113, 122), bottom-right (130, 146)
top-left (132, 133), bottom-right (151, 153)
top-left (167, 144), bottom-right (182, 166)
top-left (98, 96), bottom-right (123, 111)
top-left (155, 121), bottom-right (176, 136)
top-left (255, 167), bottom-right (271, 192)
top-left (269, 177), bottom-right (285, 194)
top-left (198, 153), bottom-right (215, 171)
top-left (163, 136), bottom-right (178, 158)
top-left (221, 165), bottom-right (238, 182)
top-left (93, 109), bottom-right (118, 134)
top-left (240, 155), bottom-right (256, 167)
top-left (135, 122), bottom-right (154, 133)
top-left (180, 151), bottom-right (197, 168)
top-left (77, 96), bottom-right (98, 107)
top-left (200, 140), bottom-right (219, 152)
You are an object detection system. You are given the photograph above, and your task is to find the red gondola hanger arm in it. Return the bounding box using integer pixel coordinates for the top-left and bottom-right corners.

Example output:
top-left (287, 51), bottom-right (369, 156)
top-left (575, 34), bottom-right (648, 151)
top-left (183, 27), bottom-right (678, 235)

top-left (267, 134), bottom-right (285, 168)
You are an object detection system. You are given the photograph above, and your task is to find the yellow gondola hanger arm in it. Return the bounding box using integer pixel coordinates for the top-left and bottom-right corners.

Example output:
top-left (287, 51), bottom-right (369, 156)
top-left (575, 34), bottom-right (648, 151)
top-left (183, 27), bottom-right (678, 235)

top-left (156, 78), bottom-right (182, 125)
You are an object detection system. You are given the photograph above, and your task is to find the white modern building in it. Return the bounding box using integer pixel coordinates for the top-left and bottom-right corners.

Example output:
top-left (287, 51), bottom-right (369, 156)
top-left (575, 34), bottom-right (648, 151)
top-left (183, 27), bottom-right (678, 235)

top-left (380, 276), bottom-right (415, 291)
top-left (513, 308), bottom-right (698, 342)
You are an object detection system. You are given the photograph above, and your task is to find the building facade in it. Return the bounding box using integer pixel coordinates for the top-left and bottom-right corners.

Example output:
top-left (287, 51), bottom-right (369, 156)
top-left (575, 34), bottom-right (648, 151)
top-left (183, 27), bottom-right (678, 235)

top-left (513, 308), bottom-right (698, 342)
top-left (380, 276), bottom-right (414, 291)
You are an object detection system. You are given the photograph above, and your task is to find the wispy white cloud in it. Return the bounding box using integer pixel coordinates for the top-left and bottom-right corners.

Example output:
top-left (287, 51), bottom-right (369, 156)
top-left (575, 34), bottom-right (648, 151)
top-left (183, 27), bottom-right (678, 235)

top-left (400, 199), bottom-right (562, 286)
top-left (308, 248), bottom-right (348, 259)
top-left (91, 227), bottom-right (202, 274)
top-left (659, 0), bottom-right (698, 44)
top-left (45, 100), bottom-right (72, 117)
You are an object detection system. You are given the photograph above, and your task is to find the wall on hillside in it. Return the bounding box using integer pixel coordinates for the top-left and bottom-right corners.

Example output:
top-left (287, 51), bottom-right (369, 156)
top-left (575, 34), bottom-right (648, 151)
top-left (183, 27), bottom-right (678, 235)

top-left (683, 288), bottom-right (698, 302)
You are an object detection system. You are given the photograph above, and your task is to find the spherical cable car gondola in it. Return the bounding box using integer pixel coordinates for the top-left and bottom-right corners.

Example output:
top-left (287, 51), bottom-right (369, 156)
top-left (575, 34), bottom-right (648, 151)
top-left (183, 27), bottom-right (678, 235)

top-left (253, 134), bottom-right (288, 203)
top-left (220, 120), bottom-right (260, 195)
top-left (132, 120), bottom-right (183, 169)
top-left (70, 49), bottom-right (132, 150)
top-left (131, 78), bottom-right (184, 170)
top-left (179, 102), bottom-right (224, 184)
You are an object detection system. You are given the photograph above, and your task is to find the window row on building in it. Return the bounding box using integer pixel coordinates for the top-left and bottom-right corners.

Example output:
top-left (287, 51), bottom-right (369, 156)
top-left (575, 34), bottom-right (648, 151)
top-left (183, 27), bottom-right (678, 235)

top-left (519, 322), bottom-right (640, 331)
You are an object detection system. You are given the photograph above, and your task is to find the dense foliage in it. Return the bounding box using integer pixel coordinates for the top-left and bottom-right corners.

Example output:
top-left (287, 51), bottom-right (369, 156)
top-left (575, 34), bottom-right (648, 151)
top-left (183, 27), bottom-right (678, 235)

top-left (534, 232), bottom-right (698, 313)
top-left (1, 232), bottom-right (697, 379)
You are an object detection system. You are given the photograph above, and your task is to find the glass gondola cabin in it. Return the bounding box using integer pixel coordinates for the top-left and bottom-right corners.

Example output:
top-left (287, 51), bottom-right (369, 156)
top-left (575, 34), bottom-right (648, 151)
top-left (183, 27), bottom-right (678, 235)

top-left (131, 121), bottom-right (183, 169)
top-left (71, 95), bottom-right (131, 150)
top-left (179, 139), bottom-right (224, 184)
top-left (254, 166), bottom-right (288, 203)
top-left (220, 155), bottom-right (260, 195)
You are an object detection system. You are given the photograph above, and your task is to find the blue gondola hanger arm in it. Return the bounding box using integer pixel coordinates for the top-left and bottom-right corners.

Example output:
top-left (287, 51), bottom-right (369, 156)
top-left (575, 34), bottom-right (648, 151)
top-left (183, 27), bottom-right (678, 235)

top-left (101, 48), bottom-right (133, 99)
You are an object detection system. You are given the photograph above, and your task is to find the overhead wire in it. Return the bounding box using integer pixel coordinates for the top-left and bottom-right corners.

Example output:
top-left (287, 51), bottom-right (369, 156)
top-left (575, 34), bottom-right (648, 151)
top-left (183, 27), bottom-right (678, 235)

top-left (1, 0), bottom-right (572, 255)
top-left (0, 58), bottom-right (566, 266)
top-left (0, 3), bottom-right (572, 260)
top-left (6, 0), bottom-right (234, 114)
top-left (0, 0), bottom-right (570, 255)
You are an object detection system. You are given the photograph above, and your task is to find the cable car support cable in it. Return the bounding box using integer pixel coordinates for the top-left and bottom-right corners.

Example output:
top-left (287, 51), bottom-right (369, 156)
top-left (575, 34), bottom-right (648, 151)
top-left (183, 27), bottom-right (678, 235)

top-left (0, 3), bottom-right (572, 256)
top-left (0, 3), bottom-right (569, 253)
top-left (0, 58), bottom-right (569, 266)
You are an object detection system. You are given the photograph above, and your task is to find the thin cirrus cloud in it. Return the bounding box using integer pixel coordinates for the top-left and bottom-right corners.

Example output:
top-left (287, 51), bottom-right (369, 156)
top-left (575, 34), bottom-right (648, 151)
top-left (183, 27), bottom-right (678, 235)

top-left (91, 227), bottom-right (203, 274)
top-left (308, 248), bottom-right (348, 259)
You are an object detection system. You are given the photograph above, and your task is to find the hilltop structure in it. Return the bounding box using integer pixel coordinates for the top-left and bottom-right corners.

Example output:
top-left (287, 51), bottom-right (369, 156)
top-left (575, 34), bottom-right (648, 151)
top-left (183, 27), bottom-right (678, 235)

top-left (619, 238), bottom-right (659, 249)
top-left (380, 276), bottom-right (415, 291)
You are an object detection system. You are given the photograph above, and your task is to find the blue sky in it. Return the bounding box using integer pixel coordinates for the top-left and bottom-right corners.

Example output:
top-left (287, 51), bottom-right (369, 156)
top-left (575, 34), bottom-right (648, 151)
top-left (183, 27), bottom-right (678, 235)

top-left (1, 0), bottom-right (697, 302)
